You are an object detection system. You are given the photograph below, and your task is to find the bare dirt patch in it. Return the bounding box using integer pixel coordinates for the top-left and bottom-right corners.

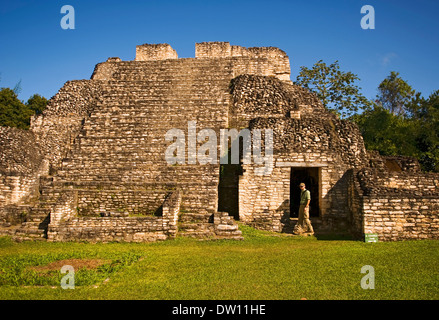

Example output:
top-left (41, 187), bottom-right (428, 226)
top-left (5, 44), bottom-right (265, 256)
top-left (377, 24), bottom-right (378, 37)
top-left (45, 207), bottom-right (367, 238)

top-left (28, 259), bottom-right (110, 272)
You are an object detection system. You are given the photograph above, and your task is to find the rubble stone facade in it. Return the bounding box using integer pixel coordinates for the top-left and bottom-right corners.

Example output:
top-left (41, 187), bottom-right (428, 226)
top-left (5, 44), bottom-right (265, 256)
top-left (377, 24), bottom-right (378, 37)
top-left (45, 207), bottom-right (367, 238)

top-left (0, 42), bottom-right (438, 242)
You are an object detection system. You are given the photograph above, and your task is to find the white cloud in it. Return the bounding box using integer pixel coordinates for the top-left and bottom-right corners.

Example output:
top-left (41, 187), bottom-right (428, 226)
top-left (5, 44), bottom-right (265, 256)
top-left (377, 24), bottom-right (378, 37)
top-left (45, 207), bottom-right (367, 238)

top-left (380, 52), bottom-right (398, 66)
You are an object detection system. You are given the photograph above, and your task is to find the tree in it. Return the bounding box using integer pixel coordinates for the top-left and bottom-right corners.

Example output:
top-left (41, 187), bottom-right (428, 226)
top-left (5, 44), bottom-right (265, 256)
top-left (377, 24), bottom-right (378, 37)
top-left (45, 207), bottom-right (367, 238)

top-left (376, 71), bottom-right (416, 116)
top-left (0, 88), bottom-right (33, 129)
top-left (295, 60), bottom-right (371, 118)
top-left (407, 90), bottom-right (439, 172)
top-left (27, 94), bottom-right (48, 116)
top-left (0, 88), bottom-right (48, 129)
top-left (351, 104), bottom-right (418, 157)
top-left (352, 87), bottom-right (439, 172)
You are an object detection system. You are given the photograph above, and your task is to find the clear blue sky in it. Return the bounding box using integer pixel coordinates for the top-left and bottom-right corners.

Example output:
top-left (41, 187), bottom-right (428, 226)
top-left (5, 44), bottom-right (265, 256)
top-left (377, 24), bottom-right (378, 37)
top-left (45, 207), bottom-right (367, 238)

top-left (1, 0), bottom-right (438, 104)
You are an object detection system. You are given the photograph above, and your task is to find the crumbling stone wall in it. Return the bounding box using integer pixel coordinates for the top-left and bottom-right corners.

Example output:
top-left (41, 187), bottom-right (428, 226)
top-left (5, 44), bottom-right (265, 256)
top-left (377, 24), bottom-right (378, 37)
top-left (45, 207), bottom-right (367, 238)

top-left (350, 163), bottom-right (439, 241)
top-left (48, 189), bottom-right (181, 242)
top-left (0, 127), bottom-right (43, 175)
top-left (92, 42), bottom-right (291, 83)
top-left (135, 43), bottom-right (178, 61)
top-left (229, 74), bottom-right (300, 129)
top-left (0, 127), bottom-right (44, 208)
top-left (195, 42), bottom-right (290, 81)
top-left (30, 80), bottom-right (104, 172)
top-left (362, 194), bottom-right (439, 241)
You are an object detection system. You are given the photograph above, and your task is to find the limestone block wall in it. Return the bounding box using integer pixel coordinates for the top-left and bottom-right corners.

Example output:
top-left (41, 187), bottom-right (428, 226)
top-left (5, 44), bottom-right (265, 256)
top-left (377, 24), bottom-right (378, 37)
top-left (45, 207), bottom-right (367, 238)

top-left (0, 127), bottom-right (44, 208)
top-left (48, 190), bottom-right (181, 242)
top-left (229, 74), bottom-right (297, 129)
top-left (358, 169), bottom-right (438, 194)
top-left (213, 211), bottom-right (244, 239)
top-left (48, 216), bottom-right (169, 242)
top-left (238, 165), bottom-right (289, 232)
top-left (162, 189), bottom-right (181, 233)
top-left (135, 43), bottom-right (178, 61)
top-left (0, 174), bottom-right (39, 208)
top-left (75, 189), bottom-right (169, 217)
top-left (366, 151), bottom-right (422, 173)
top-left (196, 42), bottom-right (233, 58)
top-left (0, 80), bottom-right (102, 215)
top-left (91, 58), bottom-right (120, 80)
top-left (48, 189), bottom-right (77, 225)
top-left (229, 74), bottom-right (324, 128)
top-left (239, 154), bottom-right (356, 232)
top-left (362, 194), bottom-right (439, 241)
top-left (30, 80), bottom-right (104, 172)
top-left (1, 79), bottom-right (104, 239)
top-left (351, 167), bottom-right (439, 241)
top-left (0, 127), bottom-right (42, 175)
top-left (195, 42), bottom-right (290, 81)
top-left (0, 205), bottom-right (30, 225)
top-left (347, 169), bottom-right (363, 236)
top-left (383, 155), bottom-right (421, 172)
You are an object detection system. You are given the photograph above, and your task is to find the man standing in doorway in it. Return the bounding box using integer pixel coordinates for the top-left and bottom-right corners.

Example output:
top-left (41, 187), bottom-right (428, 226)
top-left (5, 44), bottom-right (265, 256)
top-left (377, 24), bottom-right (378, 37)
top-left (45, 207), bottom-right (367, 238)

top-left (293, 182), bottom-right (314, 235)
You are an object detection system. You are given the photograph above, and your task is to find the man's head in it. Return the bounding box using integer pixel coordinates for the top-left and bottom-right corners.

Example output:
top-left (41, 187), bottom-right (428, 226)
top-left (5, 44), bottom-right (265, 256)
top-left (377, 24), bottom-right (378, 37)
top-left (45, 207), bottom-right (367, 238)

top-left (299, 183), bottom-right (306, 190)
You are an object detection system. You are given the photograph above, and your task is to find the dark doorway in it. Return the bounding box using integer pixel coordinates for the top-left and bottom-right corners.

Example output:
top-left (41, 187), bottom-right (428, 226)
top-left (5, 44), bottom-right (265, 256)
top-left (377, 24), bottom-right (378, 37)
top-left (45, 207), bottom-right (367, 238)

top-left (218, 163), bottom-right (241, 220)
top-left (290, 167), bottom-right (320, 218)
top-left (218, 136), bottom-right (246, 220)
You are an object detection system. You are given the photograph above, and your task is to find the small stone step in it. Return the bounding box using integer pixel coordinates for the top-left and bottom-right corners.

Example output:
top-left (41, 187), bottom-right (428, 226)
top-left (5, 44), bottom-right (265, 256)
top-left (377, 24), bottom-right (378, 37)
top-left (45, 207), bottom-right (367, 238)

top-left (179, 212), bottom-right (212, 223)
top-left (177, 230), bottom-right (216, 238)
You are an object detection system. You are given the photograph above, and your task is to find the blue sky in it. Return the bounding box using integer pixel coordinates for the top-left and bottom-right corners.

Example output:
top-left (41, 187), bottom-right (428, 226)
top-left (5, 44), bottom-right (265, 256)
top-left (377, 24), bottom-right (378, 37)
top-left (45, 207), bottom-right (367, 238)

top-left (1, 0), bottom-right (438, 104)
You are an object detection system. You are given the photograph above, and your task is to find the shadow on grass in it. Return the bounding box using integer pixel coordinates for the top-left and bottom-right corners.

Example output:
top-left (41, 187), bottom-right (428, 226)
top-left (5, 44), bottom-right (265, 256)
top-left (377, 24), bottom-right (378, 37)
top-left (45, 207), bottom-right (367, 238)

top-left (313, 232), bottom-right (357, 241)
top-left (237, 222), bottom-right (363, 242)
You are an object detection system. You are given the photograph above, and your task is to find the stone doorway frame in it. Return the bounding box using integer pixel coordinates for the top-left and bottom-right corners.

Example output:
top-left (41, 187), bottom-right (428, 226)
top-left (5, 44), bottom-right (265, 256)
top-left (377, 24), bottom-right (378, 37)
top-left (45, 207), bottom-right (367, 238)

top-left (288, 166), bottom-right (323, 218)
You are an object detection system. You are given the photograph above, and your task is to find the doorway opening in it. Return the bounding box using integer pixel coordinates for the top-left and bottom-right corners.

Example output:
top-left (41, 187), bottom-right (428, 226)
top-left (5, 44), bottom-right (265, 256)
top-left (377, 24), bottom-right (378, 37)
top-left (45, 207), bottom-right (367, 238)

top-left (290, 167), bottom-right (320, 218)
top-left (218, 163), bottom-right (241, 220)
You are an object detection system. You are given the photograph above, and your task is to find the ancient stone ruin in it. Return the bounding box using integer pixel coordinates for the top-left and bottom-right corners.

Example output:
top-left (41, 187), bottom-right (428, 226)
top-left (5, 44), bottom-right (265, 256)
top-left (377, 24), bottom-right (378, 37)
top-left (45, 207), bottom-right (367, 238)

top-left (0, 42), bottom-right (438, 242)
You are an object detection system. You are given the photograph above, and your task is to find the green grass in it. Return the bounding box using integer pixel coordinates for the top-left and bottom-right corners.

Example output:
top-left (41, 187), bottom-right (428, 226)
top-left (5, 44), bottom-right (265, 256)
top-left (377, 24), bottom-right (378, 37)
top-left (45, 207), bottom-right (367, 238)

top-left (0, 225), bottom-right (438, 300)
top-left (0, 249), bottom-right (142, 287)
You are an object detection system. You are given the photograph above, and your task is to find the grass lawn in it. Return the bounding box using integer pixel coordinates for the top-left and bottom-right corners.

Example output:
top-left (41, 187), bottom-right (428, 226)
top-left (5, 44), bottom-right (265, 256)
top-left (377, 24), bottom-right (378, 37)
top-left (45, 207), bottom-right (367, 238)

top-left (0, 224), bottom-right (438, 300)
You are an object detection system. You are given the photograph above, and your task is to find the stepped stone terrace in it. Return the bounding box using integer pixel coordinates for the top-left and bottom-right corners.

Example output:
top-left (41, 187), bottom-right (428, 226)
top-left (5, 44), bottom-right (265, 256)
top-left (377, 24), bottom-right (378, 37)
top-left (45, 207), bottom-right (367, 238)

top-left (0, 42), bottom-right (438, 242)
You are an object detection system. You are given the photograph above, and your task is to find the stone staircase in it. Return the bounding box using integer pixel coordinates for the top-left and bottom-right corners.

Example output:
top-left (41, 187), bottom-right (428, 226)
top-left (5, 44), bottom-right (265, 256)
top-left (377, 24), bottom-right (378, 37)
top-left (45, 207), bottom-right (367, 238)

top-left (55, 59), bottom-right (232, 215)
top-left (0, 176), bottom-right (54, 241)
top-left (13, 207), bottom-right (50, 241)
top-left (178, 212), bottom-right (243, 240)
top-left (178, 212), bottom-right (215, 238)
top-left (23, 57), bottom-right (241, 240)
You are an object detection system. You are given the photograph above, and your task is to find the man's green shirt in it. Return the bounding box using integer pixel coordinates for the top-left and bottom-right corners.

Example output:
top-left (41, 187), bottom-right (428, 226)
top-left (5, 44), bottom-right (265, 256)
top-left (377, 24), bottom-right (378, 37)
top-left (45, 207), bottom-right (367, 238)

top-left (300, 189), bottom-right (311, 205)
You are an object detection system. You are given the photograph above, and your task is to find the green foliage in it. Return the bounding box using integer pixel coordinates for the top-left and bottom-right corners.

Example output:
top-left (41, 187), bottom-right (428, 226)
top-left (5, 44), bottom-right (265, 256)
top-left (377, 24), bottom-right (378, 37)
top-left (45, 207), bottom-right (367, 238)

top-left (0, 250), bottom-right (142, 287)
top-left (26, 94), bottom-right (48, 116)
top-left (0, 88), bottom-right (34, 129)
top-left (407, 90), bottom-right (439, 172)
top-left (351, 104), bottom-right (418, 157)
top-left (0, 87), bottom-right (48, 129)
top-left (295, 60), bottom-right (371, 118)
top-left (352, 84), bottom-right (439, 172)
top-left (295, 63), bottom-right (438, 171)
top-left (376, 71), bottom-right (416, 116)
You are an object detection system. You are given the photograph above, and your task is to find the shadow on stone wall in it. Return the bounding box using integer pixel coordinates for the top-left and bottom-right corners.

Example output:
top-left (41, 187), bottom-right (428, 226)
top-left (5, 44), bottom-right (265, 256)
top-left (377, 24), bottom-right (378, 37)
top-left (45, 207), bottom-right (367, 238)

top-left (320, 170), bottom-right (352, 234)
